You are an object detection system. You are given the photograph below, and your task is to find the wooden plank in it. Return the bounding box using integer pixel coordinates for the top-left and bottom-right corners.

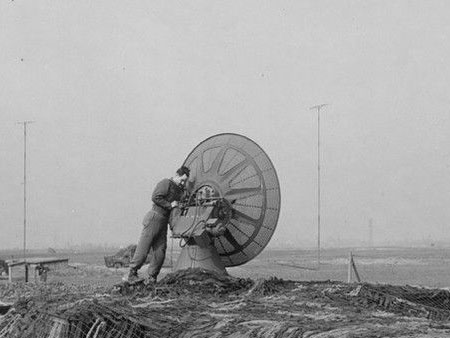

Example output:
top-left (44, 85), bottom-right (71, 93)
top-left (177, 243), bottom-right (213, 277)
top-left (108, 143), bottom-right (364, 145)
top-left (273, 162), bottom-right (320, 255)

top-left (347, 252), bottom-right (353, 283)
top-left (351, 258), bottom-right (361, 282)
top-left (6, 260), bottom-right (26, 267)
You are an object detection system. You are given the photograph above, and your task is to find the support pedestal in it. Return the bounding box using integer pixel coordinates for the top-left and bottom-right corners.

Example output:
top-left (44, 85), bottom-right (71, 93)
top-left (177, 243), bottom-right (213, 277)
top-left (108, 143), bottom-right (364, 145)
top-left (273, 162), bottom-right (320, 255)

top-left (174, 234), bottom-right (227, 275)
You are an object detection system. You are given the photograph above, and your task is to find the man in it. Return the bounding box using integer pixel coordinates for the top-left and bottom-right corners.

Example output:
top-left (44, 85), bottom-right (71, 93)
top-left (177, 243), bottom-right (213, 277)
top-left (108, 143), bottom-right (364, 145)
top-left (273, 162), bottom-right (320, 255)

top-left (123, 166), bottom-right (190, 283)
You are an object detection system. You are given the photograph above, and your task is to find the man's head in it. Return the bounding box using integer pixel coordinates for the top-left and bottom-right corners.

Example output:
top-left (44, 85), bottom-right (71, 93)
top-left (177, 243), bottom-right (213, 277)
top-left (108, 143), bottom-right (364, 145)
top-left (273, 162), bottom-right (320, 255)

top-left (173, 166), bottom-right (190, 186)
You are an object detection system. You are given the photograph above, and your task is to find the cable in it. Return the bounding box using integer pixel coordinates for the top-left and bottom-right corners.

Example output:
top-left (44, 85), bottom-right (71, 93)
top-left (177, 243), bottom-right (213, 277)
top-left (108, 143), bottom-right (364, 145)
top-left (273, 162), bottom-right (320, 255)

top-left (178, 220), bottom-right (206, 249)
top-left (180, 193), bottom-right (202, 237)
top-left (170, 236), bottom-right (174, 271)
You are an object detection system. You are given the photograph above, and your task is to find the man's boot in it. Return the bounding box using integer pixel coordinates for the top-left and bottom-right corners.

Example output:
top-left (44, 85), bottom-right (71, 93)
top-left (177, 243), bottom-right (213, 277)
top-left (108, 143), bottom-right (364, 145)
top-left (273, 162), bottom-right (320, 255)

top-left (144, 276), bottom-right (157, 286)
top-left (122, 269), bottom-right (140, 283)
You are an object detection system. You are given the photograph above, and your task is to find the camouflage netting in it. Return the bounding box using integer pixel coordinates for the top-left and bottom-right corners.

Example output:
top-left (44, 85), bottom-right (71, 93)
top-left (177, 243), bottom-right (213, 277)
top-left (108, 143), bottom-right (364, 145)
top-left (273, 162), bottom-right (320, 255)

top-left (146, 268), bottom-right (254, 296)
top-left (1, 269), bottom-right (450, 337)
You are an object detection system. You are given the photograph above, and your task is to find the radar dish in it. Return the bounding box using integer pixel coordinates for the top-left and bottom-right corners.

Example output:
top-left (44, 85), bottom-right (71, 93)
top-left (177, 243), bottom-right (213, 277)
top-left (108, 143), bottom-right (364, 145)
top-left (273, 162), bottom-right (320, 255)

top-left (183, 133), bottom-right (281, 267)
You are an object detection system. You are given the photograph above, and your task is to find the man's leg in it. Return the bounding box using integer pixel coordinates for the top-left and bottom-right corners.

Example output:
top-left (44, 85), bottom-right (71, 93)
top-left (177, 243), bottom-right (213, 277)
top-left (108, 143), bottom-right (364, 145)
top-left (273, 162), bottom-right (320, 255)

top-left (147, 217), bottom-right (168, 281)
top-left (125, 211), bottom-right (160, 281)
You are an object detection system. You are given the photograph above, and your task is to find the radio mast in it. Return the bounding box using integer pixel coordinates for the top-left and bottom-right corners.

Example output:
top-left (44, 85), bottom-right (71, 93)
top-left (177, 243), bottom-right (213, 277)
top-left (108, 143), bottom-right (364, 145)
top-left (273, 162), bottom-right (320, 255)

top-left (16, 120), bottom-right (34, 281)
top-left (310, 104), bottom-right (328, 268)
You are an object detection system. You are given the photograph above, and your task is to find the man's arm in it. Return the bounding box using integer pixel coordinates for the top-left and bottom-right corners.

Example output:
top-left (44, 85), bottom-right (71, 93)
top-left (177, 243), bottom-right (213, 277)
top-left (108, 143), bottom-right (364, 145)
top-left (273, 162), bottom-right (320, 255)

top-left (152, 179), bottom-right (172, 210)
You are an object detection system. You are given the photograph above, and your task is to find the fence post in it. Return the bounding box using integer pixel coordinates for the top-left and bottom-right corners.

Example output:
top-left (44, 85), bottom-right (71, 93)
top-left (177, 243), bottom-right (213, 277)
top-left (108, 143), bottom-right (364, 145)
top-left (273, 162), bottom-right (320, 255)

top-left (352, 255), bottom-right (361, 282)
top-left (347, 252), bottom-right (353, 283)
top-left (348, 252), bottom-right (361, 283)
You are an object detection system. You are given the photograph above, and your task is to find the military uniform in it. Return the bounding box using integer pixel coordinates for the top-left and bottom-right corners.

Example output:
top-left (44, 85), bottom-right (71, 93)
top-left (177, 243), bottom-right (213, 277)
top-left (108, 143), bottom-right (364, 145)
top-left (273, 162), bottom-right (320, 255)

top-left (129, 178), bottom-right (184, 281)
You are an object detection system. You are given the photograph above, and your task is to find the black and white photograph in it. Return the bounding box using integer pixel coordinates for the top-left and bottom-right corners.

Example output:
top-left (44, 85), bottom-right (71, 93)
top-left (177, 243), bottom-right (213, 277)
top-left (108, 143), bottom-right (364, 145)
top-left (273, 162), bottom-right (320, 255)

top-left (1, 1), bottom-right (450, 337)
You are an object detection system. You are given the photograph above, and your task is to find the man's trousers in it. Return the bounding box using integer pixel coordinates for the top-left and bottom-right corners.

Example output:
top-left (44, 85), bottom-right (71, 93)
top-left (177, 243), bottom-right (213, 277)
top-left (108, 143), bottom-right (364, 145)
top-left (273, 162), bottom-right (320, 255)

top-left (129, 210), bottom-right (168, 279)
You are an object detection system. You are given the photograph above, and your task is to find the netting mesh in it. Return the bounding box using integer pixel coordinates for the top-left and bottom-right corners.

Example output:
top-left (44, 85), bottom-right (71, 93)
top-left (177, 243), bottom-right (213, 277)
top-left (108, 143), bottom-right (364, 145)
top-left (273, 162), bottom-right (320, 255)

top-left (183, 133), bottom-right (281, 267)
top-left (2, 276), bottom-right (450, 338)
top-left (0, 298), bottom-right (187, 338)
top-left (338, 252), bottom-right (450, 321)
top-left (350, 284), bottom-right (450, 321)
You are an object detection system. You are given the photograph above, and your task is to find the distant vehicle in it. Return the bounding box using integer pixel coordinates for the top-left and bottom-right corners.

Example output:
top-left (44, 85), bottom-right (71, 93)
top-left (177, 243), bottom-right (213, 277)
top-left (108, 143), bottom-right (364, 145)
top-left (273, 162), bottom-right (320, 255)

top-left (0, 259), bottom-right (8, 276)
top-left (104, 245), bottom-right (174, 268)
top-left (104, 245), bottom-right (142, 268)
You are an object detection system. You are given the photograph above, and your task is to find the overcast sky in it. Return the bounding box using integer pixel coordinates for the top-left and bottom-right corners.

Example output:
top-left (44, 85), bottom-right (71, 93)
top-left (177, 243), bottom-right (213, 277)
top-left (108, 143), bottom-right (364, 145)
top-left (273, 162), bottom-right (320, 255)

top-left (1, 1), bottom-right (450, 250)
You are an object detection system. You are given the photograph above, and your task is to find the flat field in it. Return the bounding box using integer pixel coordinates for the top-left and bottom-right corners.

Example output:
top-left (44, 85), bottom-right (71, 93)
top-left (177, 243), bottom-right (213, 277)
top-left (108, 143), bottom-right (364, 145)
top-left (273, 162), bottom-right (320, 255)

top-left (2, 246), bottom-right (450, 337)
top-left (2, 246), bottom-right (450, 287)
top-left (239, 246), bottom-right (450, 288)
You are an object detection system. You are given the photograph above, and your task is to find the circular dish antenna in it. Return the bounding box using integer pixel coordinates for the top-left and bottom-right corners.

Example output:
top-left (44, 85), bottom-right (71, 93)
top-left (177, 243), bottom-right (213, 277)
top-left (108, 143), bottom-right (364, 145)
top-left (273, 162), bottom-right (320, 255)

top-left (183, 133), bottom-right (281, 267)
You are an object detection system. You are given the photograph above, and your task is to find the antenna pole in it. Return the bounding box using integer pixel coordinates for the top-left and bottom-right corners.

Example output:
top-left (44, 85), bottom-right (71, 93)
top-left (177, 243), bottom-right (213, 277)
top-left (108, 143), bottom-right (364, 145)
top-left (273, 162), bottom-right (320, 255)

top-left (17, 120), bottom-right (34, 282)
top-left (310, 104), bottom-right (328, 268)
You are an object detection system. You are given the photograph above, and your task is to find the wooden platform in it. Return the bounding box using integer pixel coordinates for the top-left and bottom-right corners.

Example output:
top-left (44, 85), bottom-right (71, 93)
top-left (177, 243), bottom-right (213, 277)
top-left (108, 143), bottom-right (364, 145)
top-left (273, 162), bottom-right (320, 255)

top-left (5, 257), bottom-right (69, 283)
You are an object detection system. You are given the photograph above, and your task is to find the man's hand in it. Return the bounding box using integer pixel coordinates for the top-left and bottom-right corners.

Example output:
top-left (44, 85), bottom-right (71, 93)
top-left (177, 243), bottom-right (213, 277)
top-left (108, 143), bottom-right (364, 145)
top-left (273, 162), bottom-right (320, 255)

top-left (171, 201), bottom-right (179, 209)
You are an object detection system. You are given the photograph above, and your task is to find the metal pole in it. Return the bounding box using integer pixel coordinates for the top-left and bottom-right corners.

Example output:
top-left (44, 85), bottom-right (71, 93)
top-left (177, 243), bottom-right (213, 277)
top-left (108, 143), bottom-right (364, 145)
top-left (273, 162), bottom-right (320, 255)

top-left (369, 218), bottom-right (374, 248)
top-left (23, 123), bottom-right (27, 263)
top-left (17, 121), bottom-right (34, 282)
top-left (317, 107), bottom-right (321, 266)
top-left (310, 104), bottom-right (328, 268)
